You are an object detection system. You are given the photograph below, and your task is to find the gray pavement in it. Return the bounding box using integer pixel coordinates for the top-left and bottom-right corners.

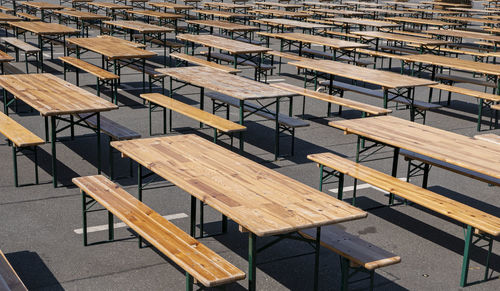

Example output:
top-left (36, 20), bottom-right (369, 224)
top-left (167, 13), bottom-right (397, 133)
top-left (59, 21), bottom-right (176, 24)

top-left (0, 1), bottom-right (499, 290)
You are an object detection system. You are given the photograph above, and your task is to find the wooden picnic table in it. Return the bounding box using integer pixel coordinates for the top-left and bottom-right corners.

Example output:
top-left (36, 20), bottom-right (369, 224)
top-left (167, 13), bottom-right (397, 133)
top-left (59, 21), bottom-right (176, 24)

top-left (352, 30), bottom-right (449, 53)
top-left (53, 9), bottom-right (110, 36)
top-left (310, 8), bottom-right (367, 17)
top-left (0, 73), bottom-right (118, 187)
top-left (250, 9), bottom-right (310, 19)
top-left (302, 2), bottom-right (348, 9)
top-left (111, 134), bottom-right (367, 291)
top-left (358, 8), bottom-right (411, 18)
top-left (156, 66), bottom-right (296, 157)
top-left (186, 19), bottom-right (259, 39)
top-left (88, 2), bottom-right (133, 20)
top-left (255, 18), bottom-right (333, 32)
top-left (192, 9), bottom-right (254, 22)
top-left (326, 17), bottom-right (400, 32)
top-left (8, 21), bottom-right (79, 71)
top-left (203, 2), bottom-right (251, 13)
top-left (126, 10), bottom-right (183, 32)
top-left (289, 59), bottom-right (436, 118)
top-left (254, 1), bottom-right (303, 11)
top-left (330, 115), bottom-right (500, 182)
top-left (424, 28), bottom-right (500, 44)
top-left (422, 1), bottom-right (471, 8)
top-left (148, 1), bottom-right (194, 15)
top-left (442, 16), bottom-right (500, 26)
top-left (19, 1), bottom-right (65, 21)
top-left (384, 17), bottom-right (458, 30)
top-left (405, 8), bottom-right (462, 17)
top-left (0, 11), bottom-right (21, 23)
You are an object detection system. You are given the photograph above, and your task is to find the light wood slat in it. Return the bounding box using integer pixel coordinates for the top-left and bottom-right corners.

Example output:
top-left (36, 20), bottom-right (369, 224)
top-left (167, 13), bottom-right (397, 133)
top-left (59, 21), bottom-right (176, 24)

top-left (310, 8), bottom-right (367, 17)
top-left (404, 8), bottom-right (461, 15)
top-left (403, 53), bottom-right (500, 76)
top-left (352, 30), bottom-right (449, 46)
top-left (0, 50), bottom-right (14, 62)
top-left (204, 2), bottom-right (251, 10)
top-left (7, 21), bottom-right (79, 35)
top-left (170, 52), bottom-right (241, 74)
top-left (329, 115), bottom-right (500, 181)
top-left (384, 17), bottom-right (457, 27)
top-left (103, 20), bottom-right (173, 33)
top-left (0, 73), bottom-right (118, 116)
top-left (0, 250), bottom-right (27, 291)
top-left (307, 152), bottom-right (500, 236)
top-left (19, 1), bottom-right (65, 10)
top-left (267, 32), bottom-right (369, 50)
top-left (53, 10), bottom-right (111, 20)
top-left (474, 133), bottom-right (500, 145)
top-left (300, 227), bottom-right (401, 270)
top-left (250, 9), bottom-right (310, 18)
top-left (96, 35), bottom-right (146, 48)
top-left (111, 135), bottom-right (367, 237)
top-left (192, 9), bottom-right (253, 19)
top-left (325, 17), bottom-right (400, 28)
top-left (429, 83), bottom-right (500, 102)
top-left (442, 16), bottom-right (500, 25)
top-left (156, 66), bottom-right (295, 100)
top-left (185, 20), bottom-right (260, 32)
top-left (255, 2), bottom-right (303, 9)
top-left (140, 93), bottom-right (246, 133)
top-left (88, 2), bottom-right (133, 9)
top-left (127, 10), bottom-right (183, 19)
top-left (2, 38), bottom-right (40, 52)
top-left (423, 29), bottom-right (500, 43)
top-left (270, 82), bottom-right (392, 116)
top-left (0, 111), bottom-right (44, 147)
top-left (149, 2), bottom-right (194, 10)
top-left (72, 175), bottom-right (246, 287)
top-left (59, 56), bottom-right (119, 80)
top-left (0, 12), bottom-right (21, 22)
top-left (289, 59), bottom-right (436, 89)
top-left (66, 37), bottom-right (156, 60)
top-left (255, 18), bottom-right (333, 29)
top-left (176, 34), bottom-right (270, 54)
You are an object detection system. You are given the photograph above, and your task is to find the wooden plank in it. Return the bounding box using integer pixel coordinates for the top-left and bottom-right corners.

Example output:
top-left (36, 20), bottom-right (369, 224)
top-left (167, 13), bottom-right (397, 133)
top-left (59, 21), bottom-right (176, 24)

top-left (329, 115), bottom-right (500, 181)
top-left (352, 31), bottom-right (449, 46)
top-left (0, 250), bottom-right (27, 291)
top-left (403, 53), bottom-right (500, 76)
top-left (66, 37), bottom-right (156, 60)
top-left (307, 152), bottom-right (500, 236)
top-left (176, 34), bottom-right (270, 54)
top-left (0, 111), bottom-right (44, 147)
top-left (103, 20), bottom-right (173, 33)
top-left (72, 175), bottom-right (246, 287)
top-left (170, 52), bottom-right (241, 74)
top-left (59, 56), bottom-right (119, 80)
top-left (53, 10), bottom-right (111, 20)
top-left (111, 135), bottom-right (367, 237)
top-left (0, 73), bottom-right (118, 116)
top-left (267, 32), bottom-right (369, 50)
top-left (255, 18), bottom-right (333, 29)
top-left (185, 19), bottom-right (260, 32)
top-left (474, 133), bottom-right (500, 145)
top-left (7, 21), bottom-right (79, 35)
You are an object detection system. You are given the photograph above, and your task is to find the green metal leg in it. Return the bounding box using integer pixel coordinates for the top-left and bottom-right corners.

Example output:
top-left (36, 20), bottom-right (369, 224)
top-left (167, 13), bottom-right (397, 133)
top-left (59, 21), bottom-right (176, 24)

top-left (319, 164), bottom-right (324, 191)
top-left (190, 195), bottom-right (196, 236)
top-left (338, 173), bottom-right (344, 200)
top-left (274, 97), bottom-right (280, 160)
top-left (460, 225), bottom-right (473, 287)
top-left (82, 191), bottom-right (88, 246)
top-left (96, 113), bottom-right (101, 174)
top-left (239, 100), bottom-right (244, 151)
top-left (477, 99), bottom-right (483, 132)
top-left (185, 273), bottom-right (194, 291)
top-left (199, 200), bottom-right (204, 237)
top-left (109, 141), bottom-right (114, 180)
top-left (51, 116), bottom-right (57, 188)
top-left (12, 146), bottom-right (18, 187)
top-left (137, 164), bottom-right (142, 201)
top-left (248, 233), bottom-right (257, 291)
top-left (34, 146), bottom-right (38, 185)
top-left (313, 227), bottom-right (321, 291)
top-left (389, 147), bottom-right (400, 205)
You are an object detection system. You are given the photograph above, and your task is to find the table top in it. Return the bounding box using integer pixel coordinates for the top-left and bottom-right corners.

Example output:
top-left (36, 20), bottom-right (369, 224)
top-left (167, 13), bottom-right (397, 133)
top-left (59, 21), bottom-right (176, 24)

top-left (442, 16), bottom-right (500, 24)
top-left (19, 1), bottom-right (65, 9)
top-left (54, 10), bottom-right (111, 20)
top-left (8, 21), bottom-right (79, 35)
top-left (192, 9), bottom-right (251, 18)
top-left (405, 8), bottom-right (461, 14)
top-left (403, 54), bottom-right (500, 76)
top-left (176, 34), bottom-right (270, 54)
top-left (0, 73), bottom-right (117, 116)
top-left (103, 20), bottom-right (173, 33)
top-left (352, 30), bottom-right (450, 46)
top-left (111, 134), bottom-right (368, 237)
top-left (330, 115), bottom-right (500, 180)
top-left (270, 32), bottom-right (369, 49)
top-left (157, 66), bottom-right (296, 100)
top-left (89, 2), bottom-right (133, 9)
top-left (289, 59), bottom-right (436, 89)
top-left (251, 9), bottom-right (310, 18)
top-left (256, 18), bottom-right (333, 29)
top-left (328, 17), bottom-right (400, 28)
top-left (0, 12), bottom-right (21, 22)
top-left (67, 37), bottom-right (156, 60)
top-left (384, 16), bottom-right (457, 27)
top-left (186, 19), bottom-right (260, 32)
top-left (311, 8), bottom-right (367, 16)
top-left (424, 28), bottom-right (500, 43)
top-left (127, 9), bottom-right (184, 19)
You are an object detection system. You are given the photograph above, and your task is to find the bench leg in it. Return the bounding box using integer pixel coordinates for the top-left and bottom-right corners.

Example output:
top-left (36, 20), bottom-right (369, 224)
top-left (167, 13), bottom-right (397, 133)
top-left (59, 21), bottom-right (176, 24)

top-left (185, 273), bottom-right (194, 291)
top-left (34, 146), bottom-right (38, 185)
top-left (460, 225), bottom-right (473, 287)
top-left (313, 227), bottom-right (321, 291)
top-left (96, 77), bottom-right (100, 97)
top-left (339, 257), bottom-right (349, 291)
top-left (12, 146), bottom-right (18, 187)
top-left (199, 199), bottom-right (204, 238)
top-left (389, 148), bottom-right (400, 206)
top-left (82, 191), bottom-right (88, 246)
top-left (248, 233), bottom-right (257, 291)
top-left (108, 211), bottom-right (114, 241)
top-left (109, 141), bottom-right (114, 180)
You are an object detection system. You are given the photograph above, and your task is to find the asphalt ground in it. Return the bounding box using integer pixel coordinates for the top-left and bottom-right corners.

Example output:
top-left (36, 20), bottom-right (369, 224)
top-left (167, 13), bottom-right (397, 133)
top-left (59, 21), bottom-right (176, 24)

top-left (0, 1), bottom-right (499, 290)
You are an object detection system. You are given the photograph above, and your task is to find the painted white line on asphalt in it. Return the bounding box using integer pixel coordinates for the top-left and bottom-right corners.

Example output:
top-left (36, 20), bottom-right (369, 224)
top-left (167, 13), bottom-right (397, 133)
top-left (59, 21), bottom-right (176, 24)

top-left (74, 213), bottom-right (188, 234)
top-left (329, 177), bottom-right (407, 194)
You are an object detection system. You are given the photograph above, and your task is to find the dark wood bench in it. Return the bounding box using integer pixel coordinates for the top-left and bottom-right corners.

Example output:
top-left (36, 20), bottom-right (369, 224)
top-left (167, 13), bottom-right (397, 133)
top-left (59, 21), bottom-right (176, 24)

top-left (308, 152), bottom-right (500, 288)
top-left (319, 80), bottom-right (442, 123)
top-left (0, 250), bottom-right (27, 291)
top-left (270, 82), bottom-right (392, 118)
top-left (74, 113), bottom-right (140, 180)
top-left (300, 226), bottom-right (400, 290)
top-left (60, 56), bottom-right (119, 104)
top-left (140, 93), bottom-right (246, 148)
top-left (0, 111), bottom-right (44, 187)
top-left (72, 175), bottom-right (246, 290)
top-left (206, 91), bottom-right (309, 156)
top-left (1, 37), bottom-right (40, 73)
top-left (170, 52), bottom-right (241, 74)
top-left (428, 83), bottom-right (500, 131)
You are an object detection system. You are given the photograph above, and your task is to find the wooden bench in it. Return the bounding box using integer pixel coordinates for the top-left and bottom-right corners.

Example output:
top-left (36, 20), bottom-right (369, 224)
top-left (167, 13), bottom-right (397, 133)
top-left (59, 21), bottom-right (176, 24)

top-left (16, 13), bottom-right (41, 22)
top-left (206, 91), bottom-right (309, 156)
top-left (0, 250), bottom-right (27, 291)
top-left (72, 175), bottom-right (246, 290)
top-left (300, 226), bottom-right (400, 290)
top-left (428, 83), bottom-right (500, 130)
top-left (2, 62), bottom-right (24, 75)
top-left (323, 30), bottom-right (372, 42)
top-left (474, 133), bottom-right (500, 144)
top-left (319, 80), bottom-right (442, 123)
top-left (140, 93), bottom-right (246, 148)
top-left (74, 113), bottom-right (140, 180)
top-left (356, 48), bottom-right (410, 70)
top-left (170, 52), bottom-right (241, 74)
top-left (0, 6), bottom-right (13, 14)
top-left (118, 61), bottom-right (167, 94)
top-left (96, 35), bottom-right (147, 48)
top-left (380, 45), bottom-right (418, 55)
top-left (301, 47), bottom-right (374, 67)
top-left (1, 37), bottom-right (40, 73)
top-left (270, 82), bottom-right (392, 118)
top-left (60, 57), bottom-right (119, 104)
top-left (265, 50), bottom-right (309, 74)
top-left (0, 111), bottom-right (43, 187)
top-left (308, 152), bottom-right (500, 288)
top-left (199, 51), bottom-right (274, 82)
top-left (435, 73), bottom-right (496, 90)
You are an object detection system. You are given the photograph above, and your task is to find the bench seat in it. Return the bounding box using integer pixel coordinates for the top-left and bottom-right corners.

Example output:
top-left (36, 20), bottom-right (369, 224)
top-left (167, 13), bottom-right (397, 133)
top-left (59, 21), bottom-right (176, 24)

top-left (96, 35), bottom-right (147, 48)
top-left (301, 48), bottom-right (374, 67)
top-left (270, 82), bottom-right (392, 116)
top-left (0, 250), bottom-right (27, 291)
top-left (199, 51), bottom-right (274, 70)
top-left (16, 13), bottom-right (41, 21)
top-left (435, 73), bottom-right (496, 89)
top-left (170, 52), bottom-right (241, 74)
top-left (73, 175), bottom-right (246, 289)
top-left (474, 133), bottom-right (500, 145)
top-left (380, 45), bottom-right (418, 55)
top-left (1, 37), bottom-right (40, 73)
top-left (60, 57), bottom-right (119, 80)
